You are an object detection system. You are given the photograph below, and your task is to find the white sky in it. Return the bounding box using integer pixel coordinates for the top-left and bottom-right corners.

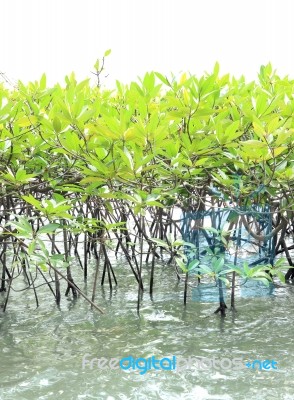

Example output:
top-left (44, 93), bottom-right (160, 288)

top-left (1, 0), bottom-right (294, 88)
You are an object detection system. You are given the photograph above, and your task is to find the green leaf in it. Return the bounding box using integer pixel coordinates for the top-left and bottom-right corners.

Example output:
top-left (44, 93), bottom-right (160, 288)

top-left (50, 254), bottom-right (65, 261)
top-left (243, 262), bottom-right (249, 276)
top-left (37, 238), bottom-right (49, 256)
top-left (146, 200), bottom-right (164, 208)
top-left (226, 266), bottom-right (243, 275)
top-left (187, 259), bottom-right (200, 271)
top-left (225, 121), bottom-right (240, 138)
top-left (175, 257), bottom-right (187, 272)
top-left (10, 217), bottom-right (33, 238)
top-left (213, 61), bottom-right (220, 76)
top-left (212, 257), bottom-right (225, 272)
top-left (22, 195), bottom-right (42, 209)
top-left (37, 223), bottom-right (61, 235)
top-left (17, 115), bottom-right (37, 127)
top-left (155, 72), bottom-right (170, 86)
top-left (60, 131), bottom-right (80, 153)
top-left (218, 276), bottom-right (230, 286)
top-left (274, 270), bottom-right (285, 283)
top-left (40, 73), bottom-right (47, 90)
top-left (172, 240), bottom-right (185, 247)
top-left (204, 227), bottom-right (219, 234)
top-left (150, 238), bottom-right (169, 249)
top-left (39, 264), bottom-right (48, 272)
top-left (274, 257), bottom-right (287, 267)
top-left (198, 264), bottom-right (213, 274)
top-left (251, 277), bottom-right (271, 286)
top-left (28, 240), bottom-right (36, 255)
top-left (53, 116), bottom-right (62, 133)
top-left (94, 59), bottom-right (100, 71)
top-left (256, 94), bottom-right (267, 116)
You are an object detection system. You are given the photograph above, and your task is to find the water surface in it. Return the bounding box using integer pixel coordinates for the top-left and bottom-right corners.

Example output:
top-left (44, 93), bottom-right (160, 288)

top-left (0, 258), bottom-right (293, 399)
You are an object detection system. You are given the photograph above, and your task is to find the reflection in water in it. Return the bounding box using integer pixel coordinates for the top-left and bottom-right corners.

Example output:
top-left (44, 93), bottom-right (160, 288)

top-left (0, 258), bottom-right (293, 399)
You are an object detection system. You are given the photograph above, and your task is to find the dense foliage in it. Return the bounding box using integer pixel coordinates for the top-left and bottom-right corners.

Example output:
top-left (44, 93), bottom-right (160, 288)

top-left (0, 63), bottom-right (293, 314)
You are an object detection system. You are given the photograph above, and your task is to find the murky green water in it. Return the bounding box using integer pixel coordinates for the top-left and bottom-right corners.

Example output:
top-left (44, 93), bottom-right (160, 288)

top-left (1, 257), bottom-right (294, 400)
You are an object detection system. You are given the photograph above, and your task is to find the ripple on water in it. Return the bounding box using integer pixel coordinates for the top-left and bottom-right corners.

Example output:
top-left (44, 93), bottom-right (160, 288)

top-left (1, 260), bottom-right (294, 399)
